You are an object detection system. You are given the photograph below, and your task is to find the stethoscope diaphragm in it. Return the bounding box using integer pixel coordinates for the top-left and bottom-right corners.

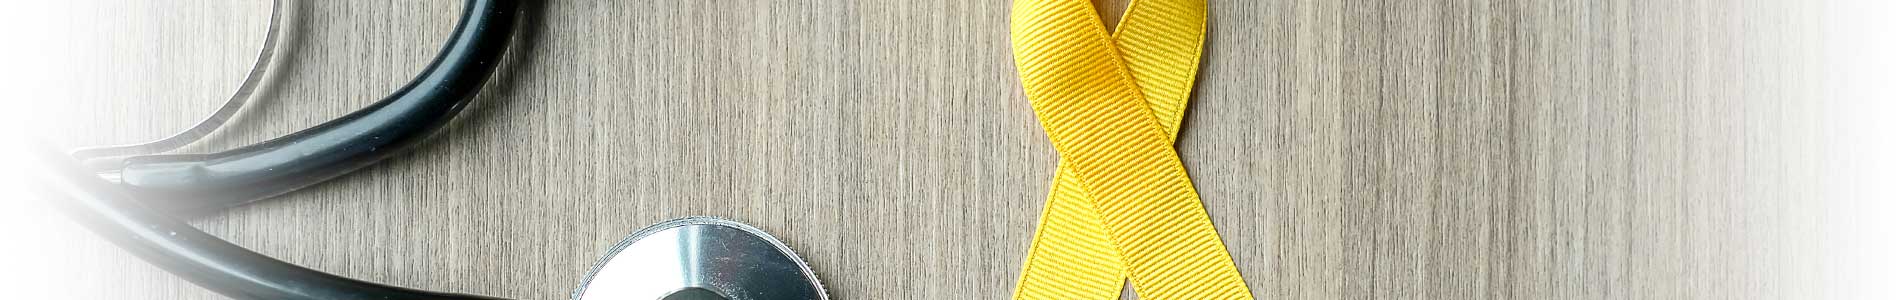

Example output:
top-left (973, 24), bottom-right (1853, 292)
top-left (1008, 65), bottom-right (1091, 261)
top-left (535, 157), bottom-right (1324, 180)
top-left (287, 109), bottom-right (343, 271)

top-left (573, 217), bottom-right (828, 300)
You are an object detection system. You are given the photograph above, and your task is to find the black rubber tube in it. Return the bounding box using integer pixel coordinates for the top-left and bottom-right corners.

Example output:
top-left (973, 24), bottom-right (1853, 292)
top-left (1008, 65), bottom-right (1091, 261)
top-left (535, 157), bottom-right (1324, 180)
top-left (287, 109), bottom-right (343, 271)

top-left (112, 0), bottom-right (520, 216)
top-left (28, 2), bottom-right (525, 298)
top-left (31, 143), bottom-right (511, 300)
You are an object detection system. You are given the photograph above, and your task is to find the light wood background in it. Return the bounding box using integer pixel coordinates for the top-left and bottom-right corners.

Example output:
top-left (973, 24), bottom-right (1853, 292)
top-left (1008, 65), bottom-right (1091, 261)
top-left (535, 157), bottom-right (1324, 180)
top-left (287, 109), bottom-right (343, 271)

top-left (31, 0), bottom-right (1826, 299)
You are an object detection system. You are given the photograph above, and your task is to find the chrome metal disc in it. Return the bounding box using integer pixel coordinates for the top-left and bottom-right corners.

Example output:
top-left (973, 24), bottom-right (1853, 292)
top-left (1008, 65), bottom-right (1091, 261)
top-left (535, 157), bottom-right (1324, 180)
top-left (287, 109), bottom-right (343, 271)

top-left (573, 217), bottom-right (827, 300)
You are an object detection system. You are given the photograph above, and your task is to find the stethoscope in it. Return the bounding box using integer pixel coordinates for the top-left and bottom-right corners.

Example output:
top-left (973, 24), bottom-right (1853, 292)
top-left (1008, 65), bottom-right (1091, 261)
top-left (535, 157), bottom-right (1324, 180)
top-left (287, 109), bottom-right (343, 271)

top-left (26, 1), bottom-right (826, 299)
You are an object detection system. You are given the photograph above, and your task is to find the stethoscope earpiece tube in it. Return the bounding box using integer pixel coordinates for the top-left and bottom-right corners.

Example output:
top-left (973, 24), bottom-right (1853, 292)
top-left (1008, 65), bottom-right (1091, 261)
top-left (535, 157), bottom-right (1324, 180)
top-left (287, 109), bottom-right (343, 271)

top-left (30, 144), bottom-right (509, 300)
top-left (45, 1), bottom-right (828, 299)
top-left (111, 0), bottom-right (522, 217)
top-left (36, 0), bottom-right (525, 299)
top-left (68, 0), bottom-right (289, 168)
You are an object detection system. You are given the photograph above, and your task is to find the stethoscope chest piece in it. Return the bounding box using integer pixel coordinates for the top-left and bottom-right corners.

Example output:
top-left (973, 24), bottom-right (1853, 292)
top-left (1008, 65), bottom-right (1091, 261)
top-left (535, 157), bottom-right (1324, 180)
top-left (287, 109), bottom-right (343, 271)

top-left (573, 217), bottom-right (827, 300)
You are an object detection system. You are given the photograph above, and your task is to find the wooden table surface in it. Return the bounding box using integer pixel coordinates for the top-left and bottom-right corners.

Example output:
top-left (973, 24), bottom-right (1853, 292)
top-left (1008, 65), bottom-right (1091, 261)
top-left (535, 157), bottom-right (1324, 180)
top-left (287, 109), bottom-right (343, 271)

top-left (29, 0), bottom-right (1825, 299)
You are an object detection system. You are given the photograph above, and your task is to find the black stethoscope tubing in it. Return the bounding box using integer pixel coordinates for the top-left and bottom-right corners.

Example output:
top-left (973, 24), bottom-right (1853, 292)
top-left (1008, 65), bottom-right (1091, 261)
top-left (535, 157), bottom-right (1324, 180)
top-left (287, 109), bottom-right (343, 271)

top-left (105, 0), bottom-right (521, 217)
top-left (33, 0), bottom-right (526, 299)
top-left (37, 145), bottom-right (509, 300)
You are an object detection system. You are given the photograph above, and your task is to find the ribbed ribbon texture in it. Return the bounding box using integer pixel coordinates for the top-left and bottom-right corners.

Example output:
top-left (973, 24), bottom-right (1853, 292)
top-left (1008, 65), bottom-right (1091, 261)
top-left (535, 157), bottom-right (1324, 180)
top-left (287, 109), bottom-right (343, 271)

top-left (1009, 0), bottom-right (1253, 299)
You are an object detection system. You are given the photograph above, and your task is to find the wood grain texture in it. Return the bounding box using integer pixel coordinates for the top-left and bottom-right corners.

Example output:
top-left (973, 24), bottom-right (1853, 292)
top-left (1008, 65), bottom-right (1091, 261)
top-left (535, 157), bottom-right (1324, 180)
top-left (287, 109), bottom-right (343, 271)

top-left (34, 0), bottom-right (1824, 299)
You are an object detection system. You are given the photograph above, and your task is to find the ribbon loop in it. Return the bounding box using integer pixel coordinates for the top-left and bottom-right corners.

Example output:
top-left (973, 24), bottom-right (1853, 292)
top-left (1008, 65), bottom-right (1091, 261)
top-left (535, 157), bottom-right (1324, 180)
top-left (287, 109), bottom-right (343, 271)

top-left (1010, 0), bottom-right (1251, 299)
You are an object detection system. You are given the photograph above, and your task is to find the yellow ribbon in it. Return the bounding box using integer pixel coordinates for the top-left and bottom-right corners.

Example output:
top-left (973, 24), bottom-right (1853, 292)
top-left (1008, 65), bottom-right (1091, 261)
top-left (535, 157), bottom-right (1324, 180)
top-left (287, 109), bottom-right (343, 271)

top-left (1009, 0), bottom-right (1252, 299)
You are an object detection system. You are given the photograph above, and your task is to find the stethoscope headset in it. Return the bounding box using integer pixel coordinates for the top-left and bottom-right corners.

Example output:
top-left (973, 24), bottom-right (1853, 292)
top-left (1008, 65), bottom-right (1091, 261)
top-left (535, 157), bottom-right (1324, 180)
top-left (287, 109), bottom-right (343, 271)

top-left (27, 1), bottom-right (826, 299)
